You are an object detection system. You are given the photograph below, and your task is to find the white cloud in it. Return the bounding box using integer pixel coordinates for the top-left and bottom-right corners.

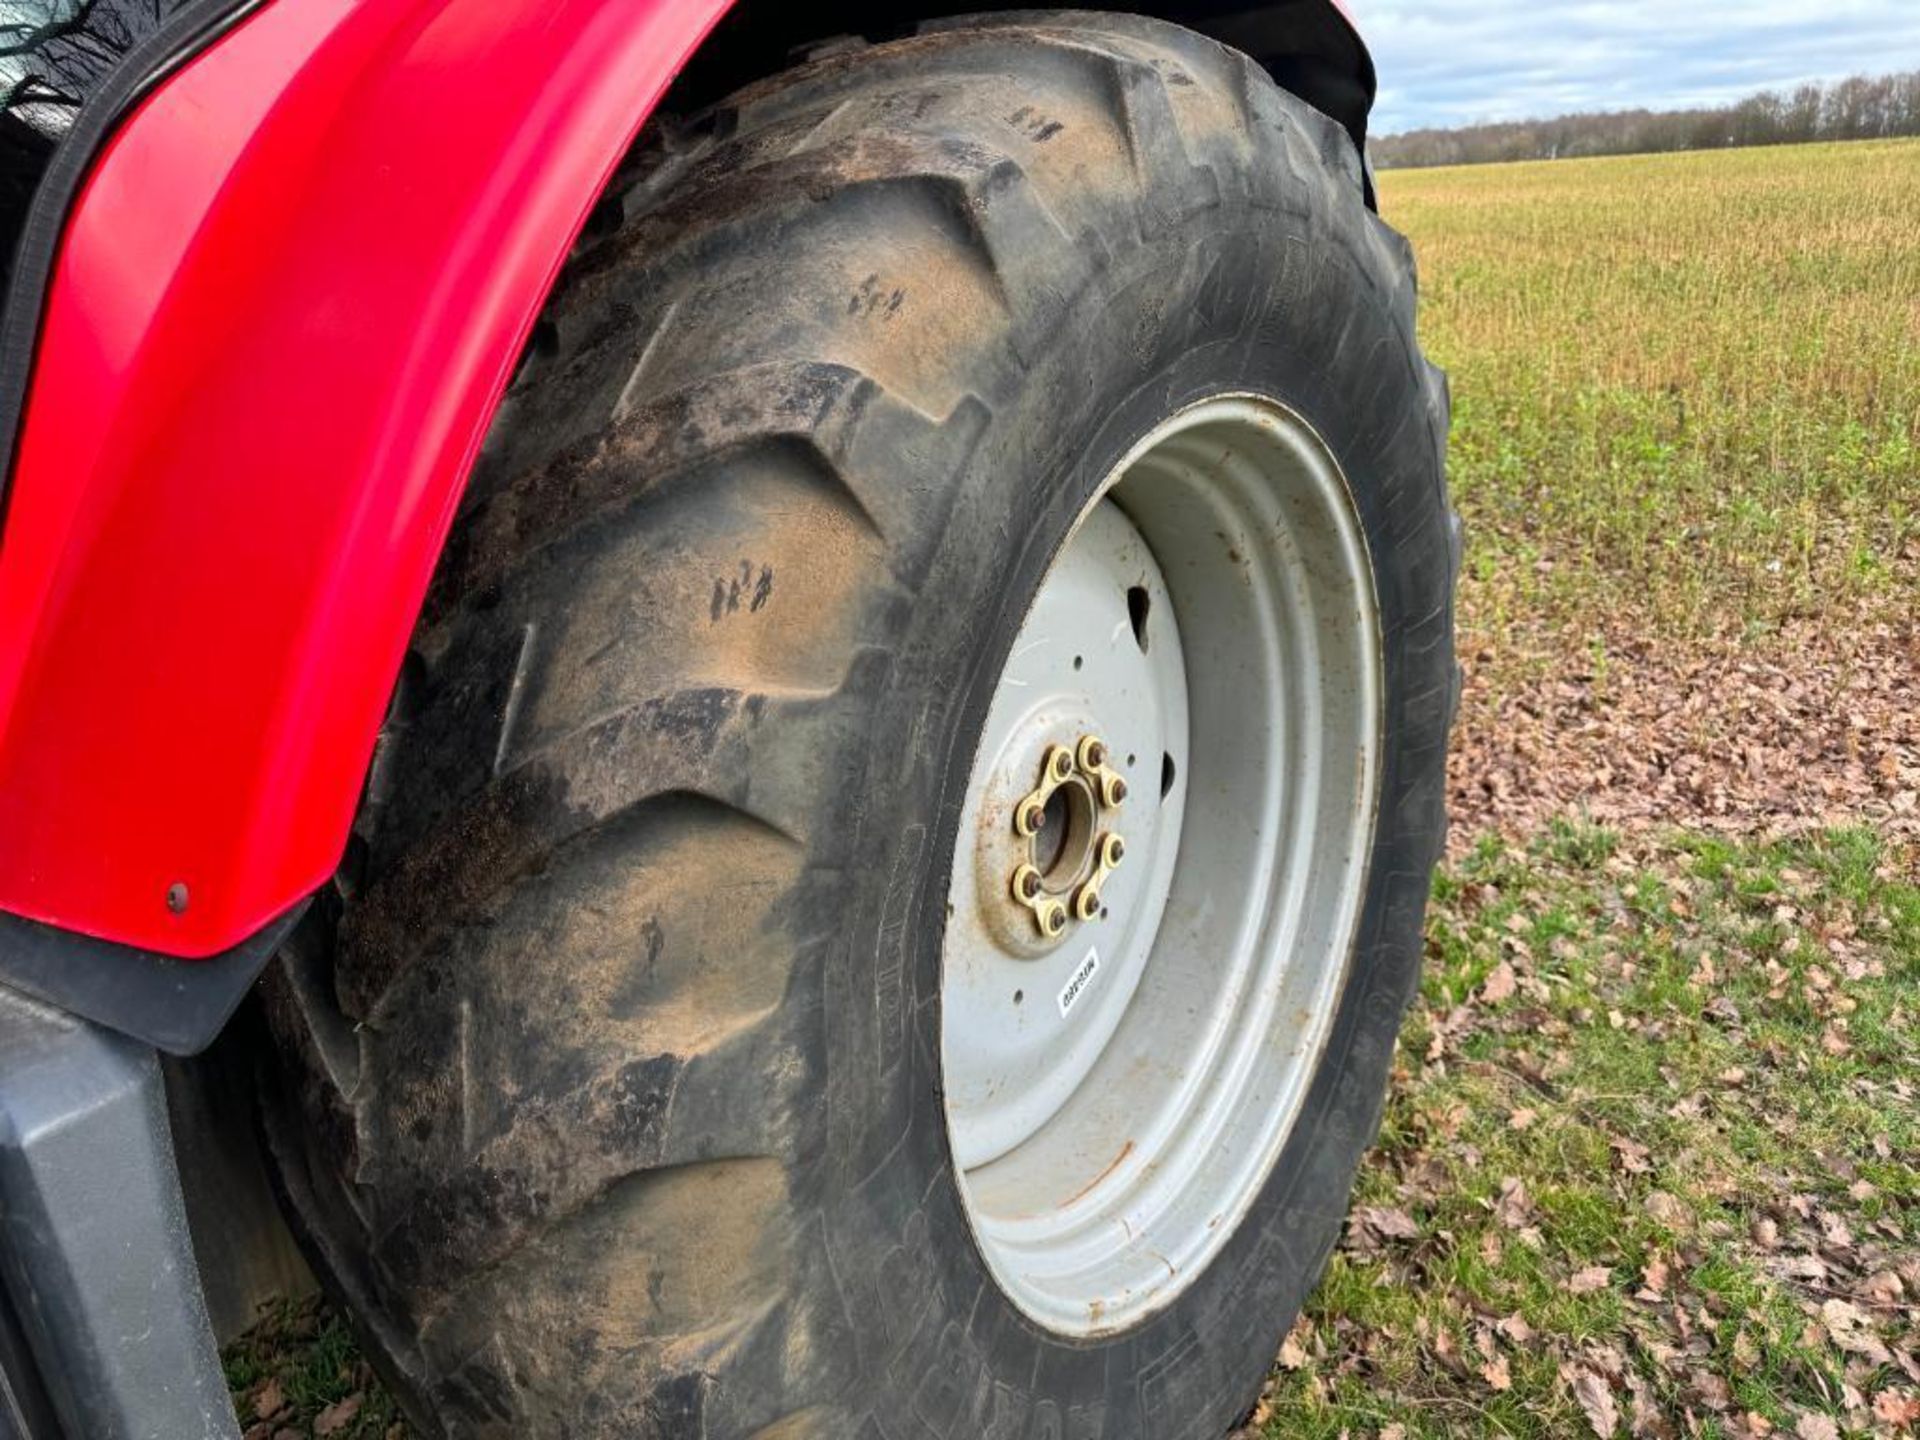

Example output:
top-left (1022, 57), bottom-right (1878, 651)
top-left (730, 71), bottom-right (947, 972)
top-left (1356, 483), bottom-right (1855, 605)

top-left (1354, 0), bottom-right (1920, 132)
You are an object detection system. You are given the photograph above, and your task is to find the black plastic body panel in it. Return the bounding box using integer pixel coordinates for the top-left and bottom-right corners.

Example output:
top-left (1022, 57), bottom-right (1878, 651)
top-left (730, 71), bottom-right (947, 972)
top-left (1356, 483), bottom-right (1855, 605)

top-left (0, 989), bottom-right (239, 1437)
top-left (0, 904), bottom-right (303, 1057)
top-left (1181, 0), bottom-right (1375, 147)
top-left (667, 1), bottom-right (1377, 158)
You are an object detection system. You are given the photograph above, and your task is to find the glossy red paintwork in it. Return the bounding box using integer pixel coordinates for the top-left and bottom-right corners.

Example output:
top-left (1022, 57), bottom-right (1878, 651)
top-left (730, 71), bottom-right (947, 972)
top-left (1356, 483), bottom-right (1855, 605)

top-left (0, 0), bottom-right (1372, 960)
top-left (0, 0), bottom-right (735, 955)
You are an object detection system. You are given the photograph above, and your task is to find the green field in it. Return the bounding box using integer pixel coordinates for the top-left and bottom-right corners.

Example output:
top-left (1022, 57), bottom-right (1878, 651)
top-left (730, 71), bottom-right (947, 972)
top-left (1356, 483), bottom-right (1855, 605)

top-left (229, 142), bottom-right (1920, 1438)
top-left (1401, 140), bottom-right (1919, 671)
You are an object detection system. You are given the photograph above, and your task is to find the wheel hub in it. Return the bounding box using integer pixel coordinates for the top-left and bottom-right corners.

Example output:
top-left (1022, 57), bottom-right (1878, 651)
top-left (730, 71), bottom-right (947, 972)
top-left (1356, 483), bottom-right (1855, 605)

top-left (1006, 738), bottom-right (1127, 940)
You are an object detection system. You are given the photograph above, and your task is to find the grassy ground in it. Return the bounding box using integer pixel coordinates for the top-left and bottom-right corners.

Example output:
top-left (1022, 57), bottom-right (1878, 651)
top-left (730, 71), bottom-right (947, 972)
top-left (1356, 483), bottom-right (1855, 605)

top-left (1248, 825), bottom-right (1920, 1439)
top-left (225, 1298), bottom-right (405, 1438)
top-left (226, 141), bottom-right (1920, 1436)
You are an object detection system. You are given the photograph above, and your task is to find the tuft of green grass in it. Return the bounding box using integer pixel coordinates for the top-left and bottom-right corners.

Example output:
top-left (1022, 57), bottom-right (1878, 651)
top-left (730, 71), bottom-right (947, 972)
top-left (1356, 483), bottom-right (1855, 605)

top-left (223, 1296), bottom-right (405, 1438)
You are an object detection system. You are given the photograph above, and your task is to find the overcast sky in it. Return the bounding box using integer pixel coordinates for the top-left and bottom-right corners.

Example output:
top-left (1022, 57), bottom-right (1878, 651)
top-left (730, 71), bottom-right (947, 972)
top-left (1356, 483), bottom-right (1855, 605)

top-left (1361, 1), bottom-right (1920, 134)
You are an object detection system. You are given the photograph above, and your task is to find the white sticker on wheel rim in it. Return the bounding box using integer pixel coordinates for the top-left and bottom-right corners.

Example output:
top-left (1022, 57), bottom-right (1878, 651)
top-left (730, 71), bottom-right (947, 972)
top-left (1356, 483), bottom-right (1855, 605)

top-left (1056, 947), bottom-right (1101, 1019)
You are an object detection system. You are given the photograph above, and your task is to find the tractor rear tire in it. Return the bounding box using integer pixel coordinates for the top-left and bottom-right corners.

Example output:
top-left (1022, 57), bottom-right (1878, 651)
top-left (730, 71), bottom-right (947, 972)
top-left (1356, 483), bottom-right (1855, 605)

top-left (264, 13), bottom-right (1455, 1439)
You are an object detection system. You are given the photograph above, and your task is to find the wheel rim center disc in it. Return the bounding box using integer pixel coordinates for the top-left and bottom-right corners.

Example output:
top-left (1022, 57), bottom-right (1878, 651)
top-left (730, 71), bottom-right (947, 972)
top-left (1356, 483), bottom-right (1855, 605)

top-left (939, 396), bottom-right (1383, 1337)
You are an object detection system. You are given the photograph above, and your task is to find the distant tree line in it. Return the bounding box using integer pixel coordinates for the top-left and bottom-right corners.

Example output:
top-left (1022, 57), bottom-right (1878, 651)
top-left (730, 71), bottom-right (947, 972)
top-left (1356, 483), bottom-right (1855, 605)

top-left (1371, 71), bottom-right (1920, 170)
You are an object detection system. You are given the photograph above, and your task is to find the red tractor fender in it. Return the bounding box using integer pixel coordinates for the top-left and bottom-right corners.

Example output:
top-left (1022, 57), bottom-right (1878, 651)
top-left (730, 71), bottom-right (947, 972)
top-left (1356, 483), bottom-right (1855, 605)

top-left (0, 0), bottom-right (1374, 964)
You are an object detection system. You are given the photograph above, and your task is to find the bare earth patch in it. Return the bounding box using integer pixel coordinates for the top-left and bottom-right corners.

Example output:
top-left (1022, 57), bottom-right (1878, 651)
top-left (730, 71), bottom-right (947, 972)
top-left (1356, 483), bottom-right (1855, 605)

top-left (1452, 613), bottom-right (1920, 849)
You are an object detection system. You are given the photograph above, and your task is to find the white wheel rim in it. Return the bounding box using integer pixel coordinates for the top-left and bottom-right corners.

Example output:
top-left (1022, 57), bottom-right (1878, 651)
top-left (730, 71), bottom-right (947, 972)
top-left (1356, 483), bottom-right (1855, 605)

top-left (940, 395), bottom-right (1383, 1337)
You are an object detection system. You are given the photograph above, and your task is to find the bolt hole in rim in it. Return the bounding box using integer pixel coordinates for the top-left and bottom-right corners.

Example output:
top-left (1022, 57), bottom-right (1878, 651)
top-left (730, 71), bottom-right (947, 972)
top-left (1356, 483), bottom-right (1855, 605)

top-left (1126, 585), bottom-right (1151, 651)
top-left (941, 395), bottom-right (1382, 1338)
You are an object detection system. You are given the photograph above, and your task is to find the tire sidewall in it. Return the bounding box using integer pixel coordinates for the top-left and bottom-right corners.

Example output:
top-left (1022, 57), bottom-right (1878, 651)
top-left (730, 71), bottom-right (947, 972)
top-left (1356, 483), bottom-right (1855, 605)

top-left (805, 190), bottom-right (1451, 1439)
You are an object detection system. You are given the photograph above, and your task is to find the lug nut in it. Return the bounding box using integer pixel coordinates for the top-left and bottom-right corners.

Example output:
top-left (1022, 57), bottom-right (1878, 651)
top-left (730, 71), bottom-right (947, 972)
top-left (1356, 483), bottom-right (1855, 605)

top-left (1049, 747), bottom-right (1075, 783)
top-left (1039, 901), bottom-right (1068, 937)
top-left (1104, 835), bottom-right (1126, 866)
top-left (1016, 800), bottom-right (1046, 837)
top-left (1106, 776), bottom-right (1128, 806)
top-left (1011, 864), bottom-right (1043, 902)
top-left (1074, 885), bottom-right (1102, 922)
top-left (1078, 736), bottom-right (1107, 770)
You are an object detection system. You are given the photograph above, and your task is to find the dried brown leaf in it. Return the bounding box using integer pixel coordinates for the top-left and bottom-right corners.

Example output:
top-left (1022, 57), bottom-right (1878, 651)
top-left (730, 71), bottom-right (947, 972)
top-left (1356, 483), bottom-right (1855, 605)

top-left (1494, 1176), bottom-right (1534, 1229)
top-left (314, 1396), bottom-right (363, 1437)
top-left (252, 1379), bottom-right (286, 1423)
top-left (1566, 1365), bottom-right (1621, 1438)
top-left (1568, 1265), bottom-right (1614, 1295)
top-left (1481, 961), bottom-right (1519, 1003)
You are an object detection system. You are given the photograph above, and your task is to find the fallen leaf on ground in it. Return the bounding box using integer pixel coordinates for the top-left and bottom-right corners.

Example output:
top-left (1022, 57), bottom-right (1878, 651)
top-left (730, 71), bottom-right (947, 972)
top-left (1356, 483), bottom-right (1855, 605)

top-left (1494, 1177), bottom-right (1533, 1229)
top-left (1645, 1192), bottom-right (1688, 1227)
top-left (1873, 1390), bottom-right (1920, 1425)
top-left (252, 1379), bottom-right (286, 1422)
top-left (1568, 1265), bottom-right (1613, 1295)
top-left (1277, 1325), bottom-right (1309, 1371)
top-left (1821, 1298), bottom-right (1892, 1365)
top-left (1565, 1364), bottom-right (1620, 1437)
top-left (1349, 1206), bottom-right (1420, 1254)
top-left (315, 1396), bottom-right (363, 1436)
